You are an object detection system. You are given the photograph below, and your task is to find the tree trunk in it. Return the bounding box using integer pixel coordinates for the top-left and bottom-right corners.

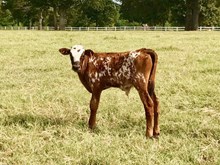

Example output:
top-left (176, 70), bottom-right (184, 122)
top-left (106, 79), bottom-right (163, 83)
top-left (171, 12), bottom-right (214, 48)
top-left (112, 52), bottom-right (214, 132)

top-left (59, 9), bottom-right (67, 30)
top-left (17, 20), bottom-right (20, 26)
top-left (53, 6), bottom-right (58, 30)
top-left (29, 19), bottom-right (32, 29)
top-left (185, 0), bottom-right (200, 31)
top-left (38, 9), bottom-right (43, 30)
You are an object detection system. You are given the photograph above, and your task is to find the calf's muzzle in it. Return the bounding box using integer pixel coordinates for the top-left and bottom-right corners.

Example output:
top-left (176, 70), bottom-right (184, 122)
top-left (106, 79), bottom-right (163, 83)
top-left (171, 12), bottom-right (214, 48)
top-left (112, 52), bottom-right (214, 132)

top-left (72, 61), bottom-right (80, 72)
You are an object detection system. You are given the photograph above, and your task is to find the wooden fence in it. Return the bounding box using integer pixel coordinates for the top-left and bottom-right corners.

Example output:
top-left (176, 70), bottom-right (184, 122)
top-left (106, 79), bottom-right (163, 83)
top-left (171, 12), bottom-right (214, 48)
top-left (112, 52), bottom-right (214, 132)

top-left (0, 26), bottom-right (220, 31)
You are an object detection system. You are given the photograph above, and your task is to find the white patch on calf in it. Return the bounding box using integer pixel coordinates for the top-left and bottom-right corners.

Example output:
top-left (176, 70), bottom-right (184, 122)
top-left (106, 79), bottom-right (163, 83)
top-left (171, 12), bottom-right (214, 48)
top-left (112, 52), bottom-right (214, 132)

top-left (115, 55), bottom-right (136, 81)
top-left (70, 45), bottom-right (85, 62)
top-left (89, 56), bottom-right (96, 63)
top-left (129, 51), bottom-right (140, 58)
top-left (89, 71), bottom-right (101, 84)
top-left (91, 78), bottom-right (96, 83)
top-left (88, 54), bottom-right (138, 96)
top-left (135, 73), bottom-right (146, 83)
top-left (106, 57), bottom-right (111, 62)
top-left (95, 72), bottom-right (98, 79)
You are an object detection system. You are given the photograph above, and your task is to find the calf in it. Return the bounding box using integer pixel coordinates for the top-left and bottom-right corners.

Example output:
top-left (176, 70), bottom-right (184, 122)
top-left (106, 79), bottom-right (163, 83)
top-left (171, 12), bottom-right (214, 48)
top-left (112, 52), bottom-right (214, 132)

top-left (59, 45), bottom-right (159, 138)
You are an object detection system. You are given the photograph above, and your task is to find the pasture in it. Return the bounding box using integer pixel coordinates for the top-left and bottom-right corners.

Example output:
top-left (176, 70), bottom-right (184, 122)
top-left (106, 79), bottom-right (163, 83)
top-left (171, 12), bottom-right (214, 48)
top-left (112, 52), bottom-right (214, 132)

top-left (0, 30), bottom-right (220, 164)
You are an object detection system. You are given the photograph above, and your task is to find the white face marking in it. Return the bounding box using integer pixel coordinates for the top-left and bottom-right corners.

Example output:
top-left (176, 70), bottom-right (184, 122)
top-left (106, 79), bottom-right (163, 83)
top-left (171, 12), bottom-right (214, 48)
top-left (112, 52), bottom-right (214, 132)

top-left (70, 45), bottom-right (85, 62)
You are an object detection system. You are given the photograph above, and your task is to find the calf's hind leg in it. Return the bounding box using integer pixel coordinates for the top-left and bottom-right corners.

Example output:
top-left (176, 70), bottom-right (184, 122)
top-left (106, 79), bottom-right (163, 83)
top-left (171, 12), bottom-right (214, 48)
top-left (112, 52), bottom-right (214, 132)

top-left (152, 92), bottom-right (160, 137)
top-left (137, 89), bottom-right (154, 138)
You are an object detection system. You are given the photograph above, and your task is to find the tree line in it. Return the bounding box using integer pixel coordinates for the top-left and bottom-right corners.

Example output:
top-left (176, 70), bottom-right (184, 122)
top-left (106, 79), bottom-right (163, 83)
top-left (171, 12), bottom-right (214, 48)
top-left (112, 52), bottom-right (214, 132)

top-left (0, 0), bottom-right (220, 31)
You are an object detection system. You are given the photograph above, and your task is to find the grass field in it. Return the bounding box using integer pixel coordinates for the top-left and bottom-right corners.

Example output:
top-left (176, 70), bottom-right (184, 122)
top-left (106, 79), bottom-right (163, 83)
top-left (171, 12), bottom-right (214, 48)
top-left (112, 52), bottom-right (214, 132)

top-left (0, 30), bottom-right (220, 165)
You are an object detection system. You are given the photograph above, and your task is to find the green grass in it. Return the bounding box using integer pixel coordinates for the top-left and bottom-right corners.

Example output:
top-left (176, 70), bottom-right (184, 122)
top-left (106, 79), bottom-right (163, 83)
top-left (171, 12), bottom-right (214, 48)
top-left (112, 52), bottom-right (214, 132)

top-left (0, 30), bottom-right (220, 165)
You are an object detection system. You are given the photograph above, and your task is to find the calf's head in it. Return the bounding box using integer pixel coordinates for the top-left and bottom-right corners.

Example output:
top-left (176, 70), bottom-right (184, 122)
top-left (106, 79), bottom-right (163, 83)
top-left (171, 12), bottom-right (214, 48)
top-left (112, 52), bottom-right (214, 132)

top-left (59, 45), bottom-right (85, 72)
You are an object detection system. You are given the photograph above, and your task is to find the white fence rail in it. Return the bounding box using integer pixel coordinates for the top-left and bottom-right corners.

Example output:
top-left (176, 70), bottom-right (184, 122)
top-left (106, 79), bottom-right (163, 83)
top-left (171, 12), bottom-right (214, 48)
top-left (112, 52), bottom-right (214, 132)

top-left (0, 26), bottom-right (220, 31)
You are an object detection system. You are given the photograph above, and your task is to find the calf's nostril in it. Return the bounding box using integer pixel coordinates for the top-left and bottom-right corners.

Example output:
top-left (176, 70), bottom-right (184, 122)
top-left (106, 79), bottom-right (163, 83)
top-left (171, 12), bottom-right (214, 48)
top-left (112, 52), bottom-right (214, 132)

top-left (73, 62), bottom-right (80, 67)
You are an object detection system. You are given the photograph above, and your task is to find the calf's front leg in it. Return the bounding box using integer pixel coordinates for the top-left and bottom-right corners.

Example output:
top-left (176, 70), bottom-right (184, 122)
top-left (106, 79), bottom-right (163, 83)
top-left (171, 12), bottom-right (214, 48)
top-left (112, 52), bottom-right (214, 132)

top-left (88, 90), bottom-right (102, 129)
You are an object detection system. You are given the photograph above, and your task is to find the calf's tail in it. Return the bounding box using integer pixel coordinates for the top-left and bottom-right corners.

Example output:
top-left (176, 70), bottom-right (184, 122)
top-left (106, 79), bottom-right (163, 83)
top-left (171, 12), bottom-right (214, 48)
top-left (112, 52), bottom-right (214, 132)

top-left (146, 49), bottom-right (158, 96)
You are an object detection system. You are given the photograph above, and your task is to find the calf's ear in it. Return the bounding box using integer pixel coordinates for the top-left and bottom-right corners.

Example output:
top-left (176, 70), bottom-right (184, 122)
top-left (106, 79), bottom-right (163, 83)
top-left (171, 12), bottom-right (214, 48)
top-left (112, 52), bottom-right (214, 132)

top-left (84, 49), bottom-right (94, 57)
top-left (59, 48), bottom-right (70, 55)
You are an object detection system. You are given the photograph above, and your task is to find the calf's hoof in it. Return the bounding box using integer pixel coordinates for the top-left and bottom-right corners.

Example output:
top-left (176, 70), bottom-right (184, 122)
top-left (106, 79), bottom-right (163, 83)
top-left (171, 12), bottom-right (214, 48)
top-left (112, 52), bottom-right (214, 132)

top-left (146, 130), bottom-right (153, 138)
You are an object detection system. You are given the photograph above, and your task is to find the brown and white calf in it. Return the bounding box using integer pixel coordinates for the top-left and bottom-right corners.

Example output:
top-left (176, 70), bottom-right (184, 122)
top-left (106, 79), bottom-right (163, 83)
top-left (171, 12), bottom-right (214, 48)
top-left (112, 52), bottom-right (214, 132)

top-left (59, 45), bottom-right (160, 138)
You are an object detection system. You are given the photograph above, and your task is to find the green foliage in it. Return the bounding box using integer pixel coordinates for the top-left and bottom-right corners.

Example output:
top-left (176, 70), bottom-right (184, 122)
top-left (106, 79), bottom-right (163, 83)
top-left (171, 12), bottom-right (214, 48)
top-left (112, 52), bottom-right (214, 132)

top-left (0, 9), bottom-right (14, 25)
top-left (200, 0), bottom-right (220, 26)
top-left (115, 19), bottom-right (141, 26)
top-left (80, 0), bottom-right (119, 26)
top-left (0, 31), bottom-right (220, 164)
top-left (119, 0), bottom-right (220, 27)
top-left (3, 0), bottom-right (33, 26)
top-left (0, 0), bottom-right (220, 27)
top-left (168, 0), bottom-right (186, 26)
top-left (120, 0), bottom-right (171, 25)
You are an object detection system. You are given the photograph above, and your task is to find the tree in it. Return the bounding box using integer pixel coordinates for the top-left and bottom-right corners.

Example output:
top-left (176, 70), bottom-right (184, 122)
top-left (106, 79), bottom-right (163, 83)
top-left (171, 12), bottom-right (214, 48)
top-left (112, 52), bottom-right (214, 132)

top-left (120, 0), bottom-right (170, 26)
top-left (0, 0), bottom-right (14, 25)
top-left (200, 0), bottom-right (220, 26)
top-left (80, 0), bottom-right (119, 26)
top-left (168, 0), bottom-right (186, 26)
top-left (48, 0), bottom-right (80, 30)
top-left (2, 0), bottom-right (41, 27)
top-left (29, 0), bottom-right (49, 30)
top-left (1, 0), bottom-right (220, 29)
top-left (185, 0), bottom-right (200, 30)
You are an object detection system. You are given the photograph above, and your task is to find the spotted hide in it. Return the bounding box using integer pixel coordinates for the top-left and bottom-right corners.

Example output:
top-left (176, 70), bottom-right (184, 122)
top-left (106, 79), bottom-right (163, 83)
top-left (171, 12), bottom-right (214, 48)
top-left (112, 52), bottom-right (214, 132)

top-left (59, 45), bottom-right (159, 138)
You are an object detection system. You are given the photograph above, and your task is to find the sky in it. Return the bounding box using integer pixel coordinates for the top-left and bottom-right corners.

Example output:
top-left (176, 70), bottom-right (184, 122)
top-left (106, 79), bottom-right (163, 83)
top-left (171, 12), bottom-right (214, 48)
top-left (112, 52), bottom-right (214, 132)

top-left (112, 0), bottom-right (122, 5)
